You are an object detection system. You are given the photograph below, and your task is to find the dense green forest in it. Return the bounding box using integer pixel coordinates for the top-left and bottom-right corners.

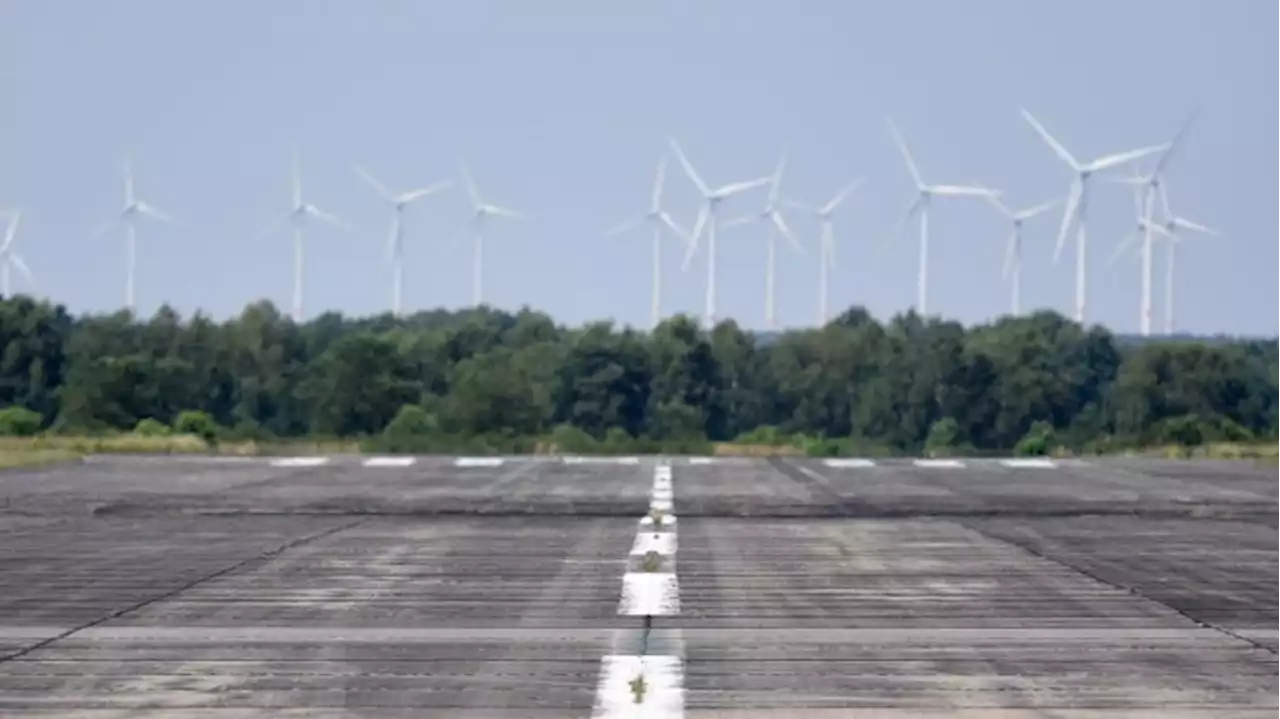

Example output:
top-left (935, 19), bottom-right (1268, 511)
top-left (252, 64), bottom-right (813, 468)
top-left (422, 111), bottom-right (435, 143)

top-left (0, 295), bottom-right (1275, 455)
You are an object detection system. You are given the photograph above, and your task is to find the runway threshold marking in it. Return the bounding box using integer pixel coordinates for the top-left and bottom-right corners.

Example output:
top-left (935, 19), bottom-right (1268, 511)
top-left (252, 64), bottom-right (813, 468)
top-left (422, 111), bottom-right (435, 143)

top-left (823, 458), bottom-right (878, 468)
top-left (269, 457), bottom-right (330, 467)
top-left (999, 458), bottom-right (1058, 468)
top-left (913, 458), bottom-right (967, 468)
top-left (454, 457), bottom-right (504, 468)
top-left (362, 457), bottom-right (416, 467)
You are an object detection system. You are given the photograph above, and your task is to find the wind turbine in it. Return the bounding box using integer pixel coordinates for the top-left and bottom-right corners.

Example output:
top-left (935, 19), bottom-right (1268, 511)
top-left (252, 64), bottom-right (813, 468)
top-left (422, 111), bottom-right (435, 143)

top-left (783, 179), bottom-right (863, 325)
top-left (668, 138), bottom-right (771, 327)
top-left (985, 195), bottom-right (1062, 315)
top-left (1018, 108), bottom-right (1170, 324)
top-left (353, 165), bottom-right (452, 316)
top-left (1103, 110), bottom-right (1199, 336)
top-left (885, 119), bottom-right (998, 316)
top-left (722, 156), bottom-right (804, 329)
top-left (92, 160), bottom-right (179, 313)
top-left (459, 162), bottom-right (526, 308)
top-left (603, 155), bottom-right (691, 329)
top-left (256, 152), bottom-right (350, 323)
top-left (0, 210), bottom-right (35, 297)
top-left (1110, 189), bottom-right (1219, 335)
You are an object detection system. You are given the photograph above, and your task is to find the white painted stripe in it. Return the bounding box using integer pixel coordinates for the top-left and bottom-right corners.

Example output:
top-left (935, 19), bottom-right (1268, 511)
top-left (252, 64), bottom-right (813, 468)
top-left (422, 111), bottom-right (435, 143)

top-left (563, 456), bottom-right (641, 465)
top-left (1000, 458), bottom-right (1058, 468)
top-left (362, 457), bottom-right (416, 467)
top-left (652, 477), bottom-right (672, 489)
top-left (651, 487), bottom-right (673, 502)
top-left (619, 573), bottom-right (680, 616)
top-left (823, 458), bottom-right (877, 468)
top-left (591, 654), bottom-right (685, 718)
top-left (630, 532), bottom-right (677, 556)
top-left (639, 514), bottom-right (677, 527)
top-left (454, 457), bottom-right (504, 468)
top-left (654, 466), bottom-right (673, 478)
top-left (269, 457), bottom-right (329, 467)
top-left (913, 458), bottom-right (966, 468)
top-left (650, 498), bottom-right (673, 512)
top-left (688, 457), bottom-right (714, 465)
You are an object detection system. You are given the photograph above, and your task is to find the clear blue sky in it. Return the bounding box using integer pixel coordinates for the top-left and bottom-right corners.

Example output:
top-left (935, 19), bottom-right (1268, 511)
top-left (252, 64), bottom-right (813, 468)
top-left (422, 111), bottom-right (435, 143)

top-left (2, 1), bottom-right (1275, 334)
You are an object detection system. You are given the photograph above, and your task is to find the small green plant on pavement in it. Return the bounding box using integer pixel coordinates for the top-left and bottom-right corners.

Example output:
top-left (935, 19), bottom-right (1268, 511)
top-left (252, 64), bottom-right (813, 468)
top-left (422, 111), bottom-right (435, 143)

top-left (629, 672), bottom-right (647, 703)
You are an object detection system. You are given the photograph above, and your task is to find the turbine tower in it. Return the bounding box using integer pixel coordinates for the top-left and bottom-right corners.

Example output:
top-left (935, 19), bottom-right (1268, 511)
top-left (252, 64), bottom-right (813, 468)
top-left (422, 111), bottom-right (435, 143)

top-left (1104, 111), bottom-right (1199, 336)
top-left (1110, 189), bottom-right (1218, 335)
top-left (603, 155), bottom-right (691, 329)
top-left (92, 160), bottom-right (179, 313)
top-left (722, 156), bottom-right (804, 329)
top-left (985, 196), bottom-right (1061, 315)
top-left (1018, 108), bottom-right (1170, 324)
top-left (784, 179), bottom-right (863, 325)
top-left (256, 153), bottom-right (349, 323)
top-left (459, 162), bottom-right (526, 308)
top-left (886, 119), bottom-right (997, 316)
top-left (0, 210), bottom-right (35, 297)
top-left (353, 164), bottom-right (452, 316)
top-left (668, 138), bottom-right (771, 327)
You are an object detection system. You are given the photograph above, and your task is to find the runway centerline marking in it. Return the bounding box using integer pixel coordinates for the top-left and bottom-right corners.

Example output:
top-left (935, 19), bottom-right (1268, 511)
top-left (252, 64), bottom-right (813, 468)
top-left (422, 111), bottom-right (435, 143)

top-left (269, 457), bottom-right (330, 467)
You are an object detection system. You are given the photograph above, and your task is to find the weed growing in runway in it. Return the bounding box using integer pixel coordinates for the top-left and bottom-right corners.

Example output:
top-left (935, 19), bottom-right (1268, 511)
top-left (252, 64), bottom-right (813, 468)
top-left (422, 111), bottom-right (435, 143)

top-left (642, 550), bottom-right (664, 572)
top-left (648, 510), bottom-right (666, 527)
top-left (629, 672), bottom-right (647, 703)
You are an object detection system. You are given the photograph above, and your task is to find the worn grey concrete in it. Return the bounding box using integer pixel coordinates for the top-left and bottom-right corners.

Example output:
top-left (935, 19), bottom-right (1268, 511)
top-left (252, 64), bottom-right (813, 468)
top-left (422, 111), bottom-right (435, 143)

top-left (0, 455), bottom-right (1275, 716)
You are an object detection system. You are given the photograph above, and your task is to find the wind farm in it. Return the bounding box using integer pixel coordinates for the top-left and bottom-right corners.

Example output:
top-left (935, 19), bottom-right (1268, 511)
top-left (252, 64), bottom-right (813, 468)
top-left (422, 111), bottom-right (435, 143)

top-left (0, 107), bottom-right (1226, 337)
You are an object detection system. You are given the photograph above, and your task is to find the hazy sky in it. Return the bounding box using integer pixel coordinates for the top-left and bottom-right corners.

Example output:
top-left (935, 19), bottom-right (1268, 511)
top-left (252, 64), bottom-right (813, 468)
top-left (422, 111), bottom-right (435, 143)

top-left (2, 1), bottom-right (1275, 334)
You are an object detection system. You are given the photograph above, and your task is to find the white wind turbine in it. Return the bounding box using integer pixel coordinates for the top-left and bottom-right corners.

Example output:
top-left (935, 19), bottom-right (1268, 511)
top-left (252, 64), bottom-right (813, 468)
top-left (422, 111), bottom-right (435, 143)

top-left (722, 157), bottom-right (804, 329)
top-left (256, 153), bottom-right (350, 323)
top-left (1018, 108), bottom-right (1170, 324)
top-left (459, 162), bottom-right (526, 308)
top-left (1103, 111), bottom-right (1199, 336)
top-left (0, 210), bottom-right (35, 296)
top-left (353, 165), bottom-right (452, 316)
top-left (92, 160), bottom-right (180, 313)
top-left (985, 195), bottom-right (1062, 315)
top-left (603, 155), bottom-right (692, 329)
top-left (885, 119), bottom-right (998, 316)
top-left (1109, 187), bottom-right (1219, 335)
top-left (668, 138), bottom-right (771, 327)
top-left (784, 179), bottom-right (863, 325)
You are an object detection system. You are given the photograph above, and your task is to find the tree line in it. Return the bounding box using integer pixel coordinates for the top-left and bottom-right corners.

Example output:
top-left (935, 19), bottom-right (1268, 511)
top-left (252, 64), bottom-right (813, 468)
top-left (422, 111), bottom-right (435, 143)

top-left (0, 294), bottom-right (1275, 455)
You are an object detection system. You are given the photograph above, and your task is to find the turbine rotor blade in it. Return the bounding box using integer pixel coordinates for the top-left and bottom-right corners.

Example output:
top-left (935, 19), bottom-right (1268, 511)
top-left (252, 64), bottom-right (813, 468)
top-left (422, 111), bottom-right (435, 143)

top-left (1108, 230), bottom-right (1140, 266)
top-left (136, 202), bottom-right (179, 225)
top-left (882, 195), bottom-right (924, 252)
top-left (929, 184), bottom-right (996, 197)
top-left (1085, 143), bottom-right (1171, 173)
top-left (604, 215), bottom-right (646, 238)
top-left (682, 204), bottom-right (709, 271)
top-left (651, 156), bottom-right (667, 211)
top-left (1053, 180), bottom-right (1083, 264)
top-left (1153, 108), bottom-right (1199, 177)
top-left (781, 198), bottom-right (816, 213)
top-left (1014, 197), bottom-right (1063, 221)
top-left (353, 165), bottom-right (394, 200)
top-left (713, 177), bottom-right (771, 199)
top-left (772, 211), bottom-right (803, 254)
top-left (667, 138), bottom-right (710, 197)
top-left (1019, 107), bottom-right (1080, 169)
top-left (397, 180), bottom-right (453, 204)
top-left (1, 209), bottom-right (20, 249)
top-left (10, 253), bottom-right (35, 283)
top-left (306, 205), bottom-right (350, 231)
top-left (658, 211), bottom-right (691, 243)
top-left (767, 155), bottom-right (787, 204)
top-left (1171, 217), bottom-right (1218, 236)
top-left (886, 118), bottom-right (924, 187)
top-left (484, 204), bottom-right (526, 221)
top-left (291, 152), bottom-right (303, 207)
top-left (719, 215), bottom-right (754, 231)
top-left (820, 178), bottom-right (864, 215)
top-left (459, 162), bottom-right (480, 206)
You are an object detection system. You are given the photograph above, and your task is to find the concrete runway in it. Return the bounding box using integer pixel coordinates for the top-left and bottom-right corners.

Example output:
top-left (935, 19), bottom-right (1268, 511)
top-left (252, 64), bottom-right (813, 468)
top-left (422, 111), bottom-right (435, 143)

top-left (0, 454), bottom-right (1274, 717)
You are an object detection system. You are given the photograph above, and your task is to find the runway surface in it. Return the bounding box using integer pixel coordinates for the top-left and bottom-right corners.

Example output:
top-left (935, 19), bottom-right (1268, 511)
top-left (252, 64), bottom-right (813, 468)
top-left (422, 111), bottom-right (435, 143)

top-left (0, 454), bottom-right (1274, 717)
